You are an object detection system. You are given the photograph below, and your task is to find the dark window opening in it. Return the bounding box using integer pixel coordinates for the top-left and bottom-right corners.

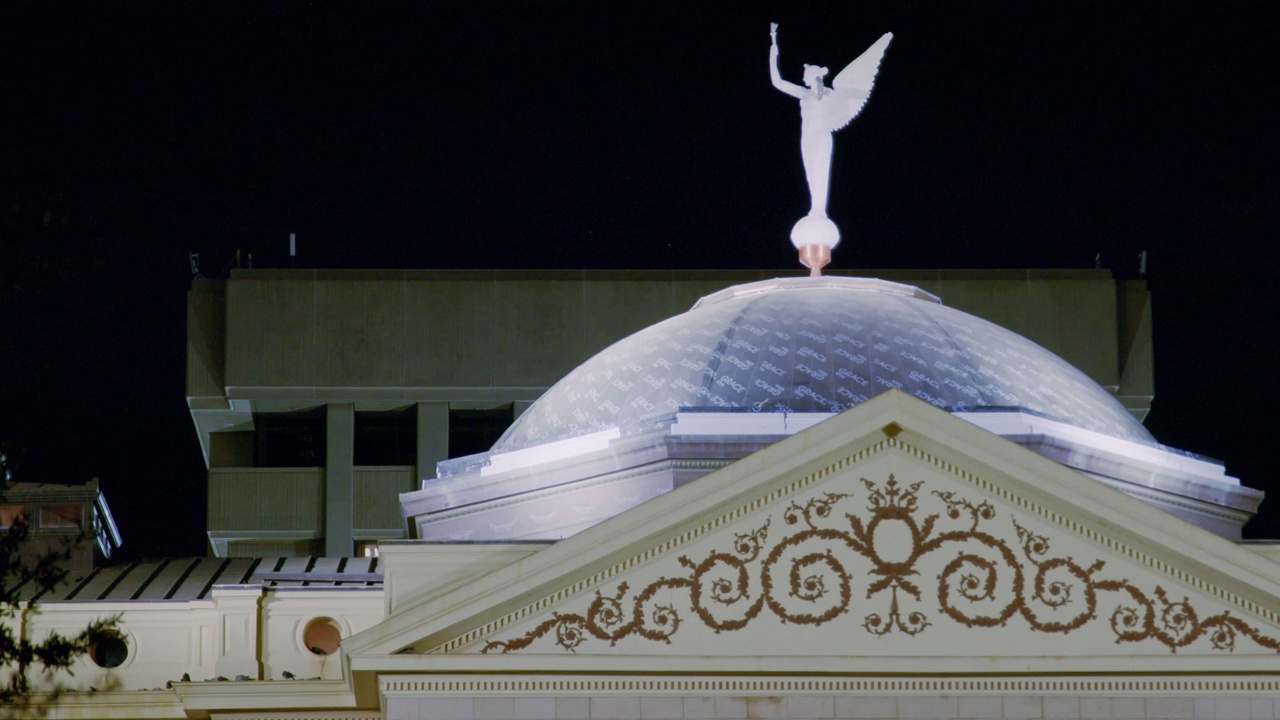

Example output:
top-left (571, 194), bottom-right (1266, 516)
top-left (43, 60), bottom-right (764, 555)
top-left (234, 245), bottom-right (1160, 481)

top-left (254, 408), bottom-right (326, 467)
top-left (449, 405), bottom-right (515, 459)
top-left (91, 633), bottom-right (129, 668)
top-left (354, 408), bottom-right (416, 466)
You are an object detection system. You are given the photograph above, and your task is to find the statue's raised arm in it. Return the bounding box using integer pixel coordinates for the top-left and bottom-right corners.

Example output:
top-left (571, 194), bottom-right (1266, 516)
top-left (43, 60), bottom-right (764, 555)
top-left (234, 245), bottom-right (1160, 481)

top-left (769, 24), bottom-right (805, 99)
top-left (770, 24), bottom-right (893, 275)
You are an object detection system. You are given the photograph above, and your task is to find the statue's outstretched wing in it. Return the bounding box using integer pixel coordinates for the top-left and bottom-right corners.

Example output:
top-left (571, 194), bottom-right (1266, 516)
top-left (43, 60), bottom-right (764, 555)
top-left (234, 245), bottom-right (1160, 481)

top-left (826, 32), bottom-right (894, 132)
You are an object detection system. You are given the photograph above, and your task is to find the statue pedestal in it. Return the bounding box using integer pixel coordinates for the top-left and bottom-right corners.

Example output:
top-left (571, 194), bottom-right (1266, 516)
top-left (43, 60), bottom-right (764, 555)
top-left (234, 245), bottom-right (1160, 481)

top-left (798, 244), bottom-right (832, 276)
top-left (790, 214), bottom-right (840, 248)
top-left (790, 215), bottom-right (840, 276)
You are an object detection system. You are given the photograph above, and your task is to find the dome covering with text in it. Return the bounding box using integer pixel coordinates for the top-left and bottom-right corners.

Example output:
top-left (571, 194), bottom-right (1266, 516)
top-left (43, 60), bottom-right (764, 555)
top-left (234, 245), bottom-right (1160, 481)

top-left (495, 277), bottom-right (1152, 454)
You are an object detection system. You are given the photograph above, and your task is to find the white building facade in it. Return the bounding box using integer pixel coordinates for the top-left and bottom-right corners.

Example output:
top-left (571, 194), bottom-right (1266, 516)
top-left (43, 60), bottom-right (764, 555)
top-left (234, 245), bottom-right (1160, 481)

top-left (13, 274), bottom-right (1280, 719)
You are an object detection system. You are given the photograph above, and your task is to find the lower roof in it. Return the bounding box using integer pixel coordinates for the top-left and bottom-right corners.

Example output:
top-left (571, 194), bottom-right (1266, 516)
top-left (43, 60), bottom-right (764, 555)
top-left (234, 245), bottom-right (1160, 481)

top-left (10, 555), bottom-right (382, 603)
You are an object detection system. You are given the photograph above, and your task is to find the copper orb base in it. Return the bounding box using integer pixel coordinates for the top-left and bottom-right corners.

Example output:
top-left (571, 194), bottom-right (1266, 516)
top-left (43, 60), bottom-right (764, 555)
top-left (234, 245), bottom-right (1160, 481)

top-left (798, 244), bottom-right (832, 277)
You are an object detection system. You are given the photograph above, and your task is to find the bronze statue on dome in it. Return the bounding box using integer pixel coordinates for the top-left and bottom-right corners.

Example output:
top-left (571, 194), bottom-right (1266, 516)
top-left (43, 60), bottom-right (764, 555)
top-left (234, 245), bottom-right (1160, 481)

top-left (770, 24), bottom-right (892, 275)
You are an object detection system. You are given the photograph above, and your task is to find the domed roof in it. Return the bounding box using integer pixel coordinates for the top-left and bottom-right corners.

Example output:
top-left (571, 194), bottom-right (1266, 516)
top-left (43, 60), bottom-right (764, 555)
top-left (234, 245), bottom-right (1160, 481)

top-left (494, 276), bottom-right (1154, 454)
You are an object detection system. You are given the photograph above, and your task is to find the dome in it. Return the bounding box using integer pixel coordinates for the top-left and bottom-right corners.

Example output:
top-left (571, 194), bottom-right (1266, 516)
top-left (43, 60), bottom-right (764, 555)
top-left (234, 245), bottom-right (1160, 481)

top-left (494, 276), bottom-right (1154, 454)
top-left (413, 275), bottom-right (1256, 544)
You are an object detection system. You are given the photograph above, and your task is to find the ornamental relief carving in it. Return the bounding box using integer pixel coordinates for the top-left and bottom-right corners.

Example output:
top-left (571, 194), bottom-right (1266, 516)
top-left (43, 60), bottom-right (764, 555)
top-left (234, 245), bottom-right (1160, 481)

top-left (482, 475), bottom-right (1280, 655)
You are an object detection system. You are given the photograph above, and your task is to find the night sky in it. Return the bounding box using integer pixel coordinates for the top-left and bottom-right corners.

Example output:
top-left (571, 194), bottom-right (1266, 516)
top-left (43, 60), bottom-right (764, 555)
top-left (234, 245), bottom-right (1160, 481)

top-left (2, 2), bottom-right (1277, 559)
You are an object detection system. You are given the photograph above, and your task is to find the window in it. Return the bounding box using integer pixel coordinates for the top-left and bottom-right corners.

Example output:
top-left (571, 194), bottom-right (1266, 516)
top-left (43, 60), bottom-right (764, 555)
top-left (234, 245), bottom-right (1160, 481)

top-left (354, 408), bottom-right (415, 466)
top-left (254, 408), bottom-right (326, 467)
top-left (355, 540), bottom-right (380, 558)
top-left (90, 633), bottom-right (129, 668)
top-left (303, 617), bottom-right (341, 655)
top-left (449, 405), bottom-right (515, 459)
top-left (0, 505), bottom-right (25, 529)
top-left (39, 504), bottom-right (83, 529)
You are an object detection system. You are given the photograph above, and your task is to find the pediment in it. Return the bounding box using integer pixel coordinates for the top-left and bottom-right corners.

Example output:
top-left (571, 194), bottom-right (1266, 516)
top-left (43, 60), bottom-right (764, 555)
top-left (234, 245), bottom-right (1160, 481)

top-left (346, 392), bottom-right (1280, 671)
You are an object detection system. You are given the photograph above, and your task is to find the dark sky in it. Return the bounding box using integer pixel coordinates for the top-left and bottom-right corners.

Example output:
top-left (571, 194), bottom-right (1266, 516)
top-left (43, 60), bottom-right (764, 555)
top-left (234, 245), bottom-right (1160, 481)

top-left (2, 2), bottom-right (1277, 558)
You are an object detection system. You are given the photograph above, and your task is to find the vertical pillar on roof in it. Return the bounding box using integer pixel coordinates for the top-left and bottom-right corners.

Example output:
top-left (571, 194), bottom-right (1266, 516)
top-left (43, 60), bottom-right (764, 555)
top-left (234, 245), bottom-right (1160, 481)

top-left (415, 402), bottom-right (450, 487)
top-left (325, 403), bottom-right (354, 557)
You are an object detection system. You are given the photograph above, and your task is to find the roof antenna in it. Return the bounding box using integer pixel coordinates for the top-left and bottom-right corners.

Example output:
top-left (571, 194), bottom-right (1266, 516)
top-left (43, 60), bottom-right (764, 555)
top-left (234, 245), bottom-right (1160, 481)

top-left (289, 233), bottom-right (297, 268)
top-left (1138, 250), bottom-right (1148, 277)
top-left (188, 252), bottom-right (203, 279)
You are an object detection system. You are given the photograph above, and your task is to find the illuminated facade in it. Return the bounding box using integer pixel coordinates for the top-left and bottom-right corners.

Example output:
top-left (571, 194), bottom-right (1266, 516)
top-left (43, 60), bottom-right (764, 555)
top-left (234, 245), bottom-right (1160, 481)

top-left (12, 268), bottom-right (1280, 718)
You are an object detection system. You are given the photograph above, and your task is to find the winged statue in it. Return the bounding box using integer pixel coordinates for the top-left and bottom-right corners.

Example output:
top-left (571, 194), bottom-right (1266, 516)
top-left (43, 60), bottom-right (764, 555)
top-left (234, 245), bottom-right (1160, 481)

top-left (771, 25), bottom-right (892, 273)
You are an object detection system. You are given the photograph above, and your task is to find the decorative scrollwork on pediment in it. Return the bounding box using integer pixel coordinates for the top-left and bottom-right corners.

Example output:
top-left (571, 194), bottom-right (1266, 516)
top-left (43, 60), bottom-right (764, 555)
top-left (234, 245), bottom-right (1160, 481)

top-left (482, 476), bottom-right (1280, 655)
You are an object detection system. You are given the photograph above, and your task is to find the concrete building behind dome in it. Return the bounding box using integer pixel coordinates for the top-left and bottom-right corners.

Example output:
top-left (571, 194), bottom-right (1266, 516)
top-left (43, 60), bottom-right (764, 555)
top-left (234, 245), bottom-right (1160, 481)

top-left (187, 267), bottom-right (1187, 556)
